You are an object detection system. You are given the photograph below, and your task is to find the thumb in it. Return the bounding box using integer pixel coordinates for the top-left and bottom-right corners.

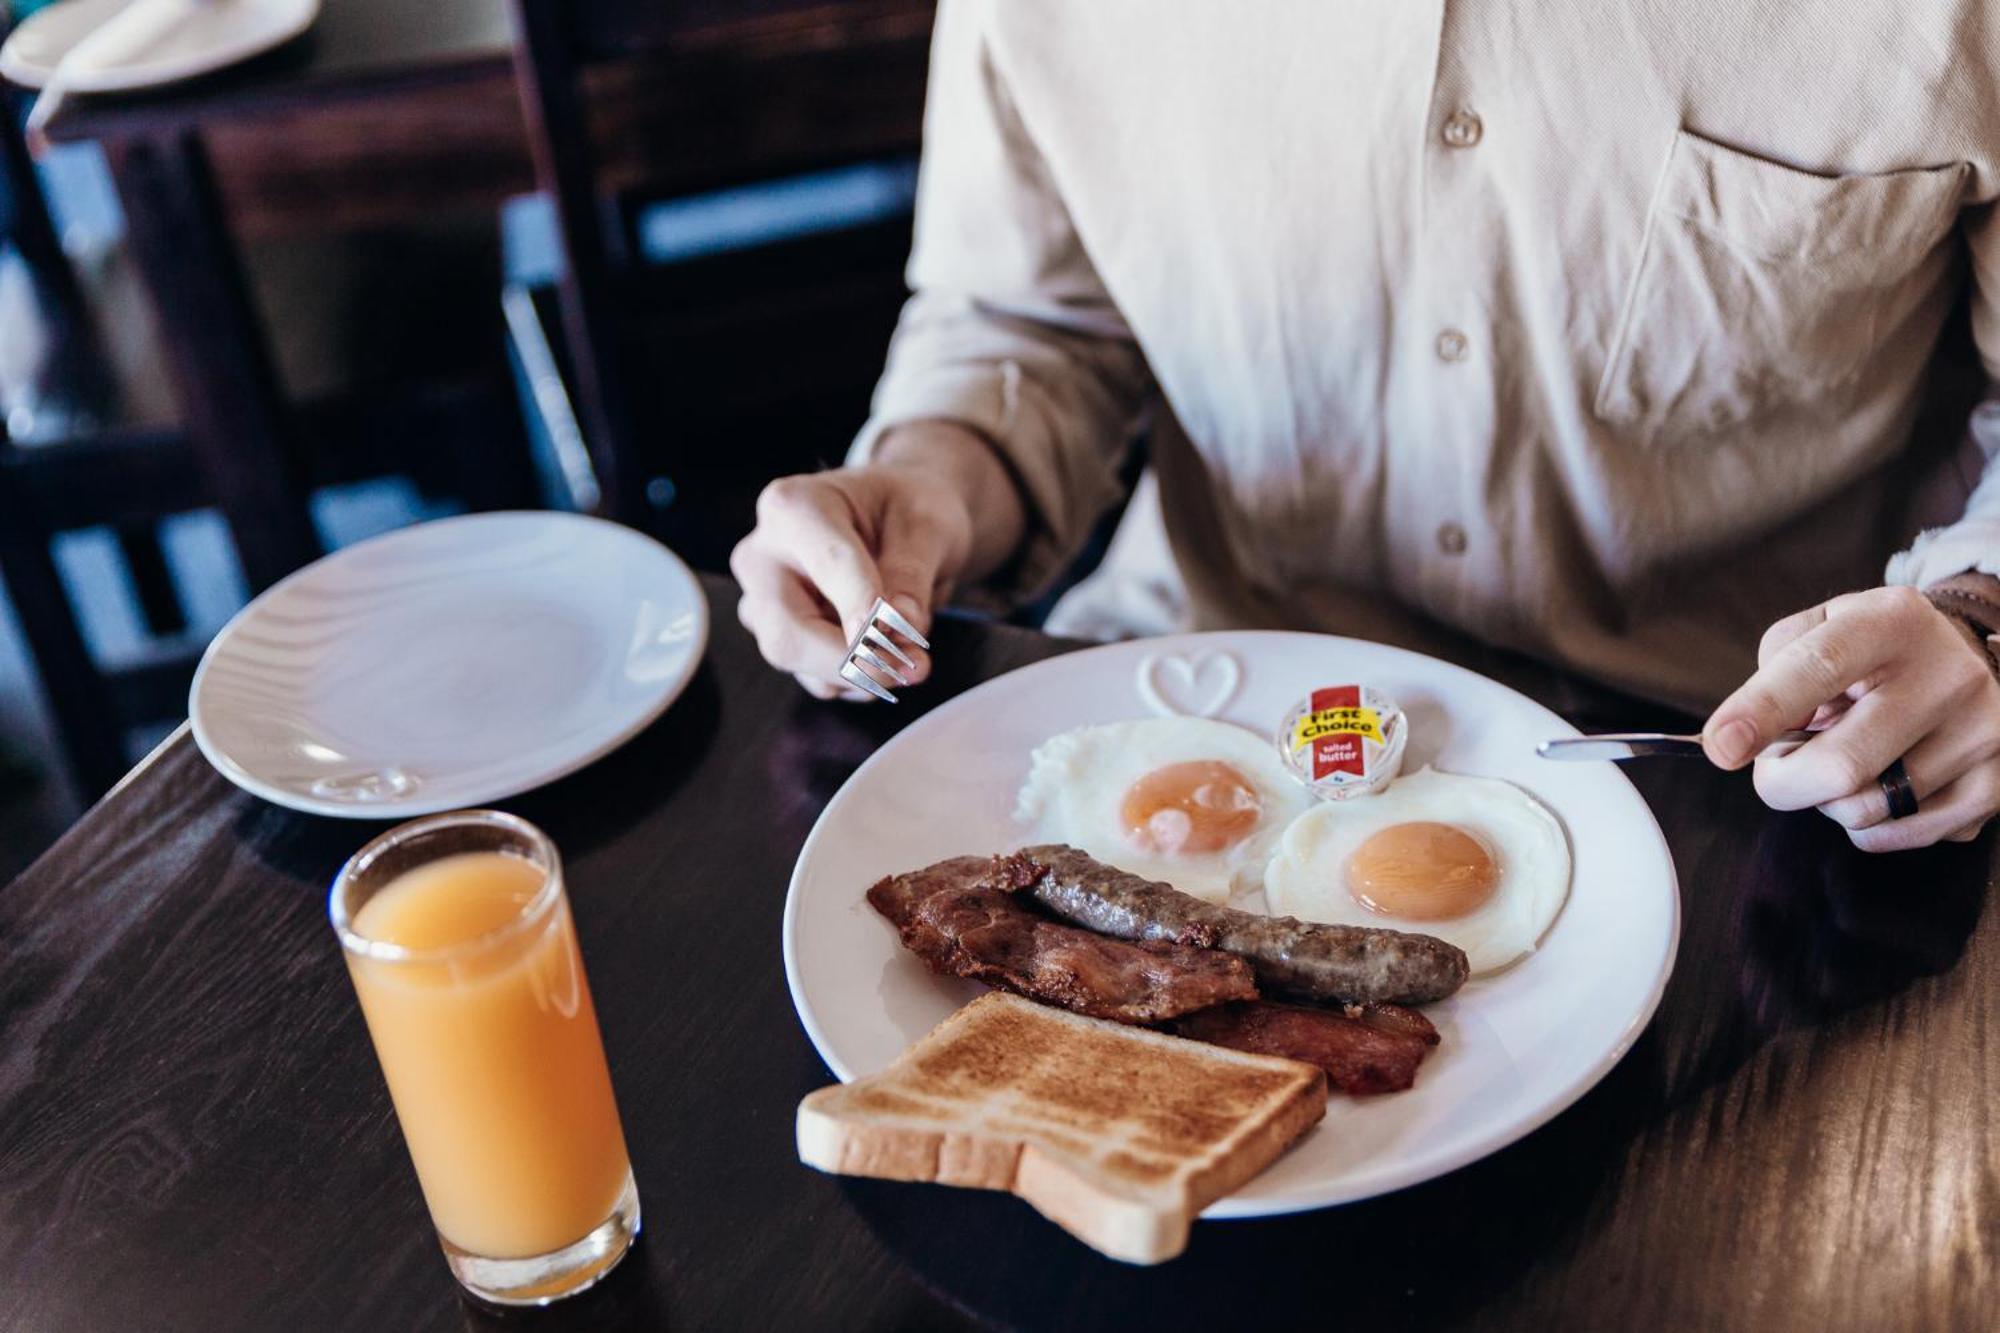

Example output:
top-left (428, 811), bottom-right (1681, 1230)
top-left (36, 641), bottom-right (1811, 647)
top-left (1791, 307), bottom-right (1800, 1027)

top-left (1703, 602), bottom-right (1831, 765)
top-left (1755, 600), bottom-right (1831, 667)
top-left (876, 500), bottom-right (962, 635)
top-left (869, 502), bottom-right (961, 685)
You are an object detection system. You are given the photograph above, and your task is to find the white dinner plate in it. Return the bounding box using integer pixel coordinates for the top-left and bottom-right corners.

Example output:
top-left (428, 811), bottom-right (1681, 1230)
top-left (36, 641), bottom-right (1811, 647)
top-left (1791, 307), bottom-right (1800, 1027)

top-left (190, 511), bottom-right (707, 819)
top-left (0, 0), bottom-right (318, 94)
top-left (783, 631), bottom-right (1679, 1218)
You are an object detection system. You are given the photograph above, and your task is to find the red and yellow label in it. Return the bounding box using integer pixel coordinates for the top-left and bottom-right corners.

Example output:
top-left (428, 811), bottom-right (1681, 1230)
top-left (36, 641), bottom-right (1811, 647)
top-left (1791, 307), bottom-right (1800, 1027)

top-left (1288, 685), bottom-right (1385, 780)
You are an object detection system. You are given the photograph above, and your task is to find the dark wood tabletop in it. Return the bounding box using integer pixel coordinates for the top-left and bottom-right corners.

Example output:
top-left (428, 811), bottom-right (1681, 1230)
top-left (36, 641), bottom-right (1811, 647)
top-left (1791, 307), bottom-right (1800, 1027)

top-left (38, 0), bottom-right (513, 141)
top-left (1, 572), bottom-right (1993, 1332)
top-left (33, 0), bottom-right (932, 145)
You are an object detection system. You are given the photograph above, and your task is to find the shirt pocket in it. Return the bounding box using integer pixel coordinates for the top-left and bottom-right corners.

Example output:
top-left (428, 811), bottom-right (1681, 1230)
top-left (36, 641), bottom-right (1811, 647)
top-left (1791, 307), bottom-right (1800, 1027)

top-left (1595, 128), bottom-right (1968, 441)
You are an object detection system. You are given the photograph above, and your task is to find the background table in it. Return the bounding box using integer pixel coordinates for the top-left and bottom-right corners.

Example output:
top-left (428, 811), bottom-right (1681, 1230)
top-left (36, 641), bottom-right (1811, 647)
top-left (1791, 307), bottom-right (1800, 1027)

top-left (28, 0), bottom-right (934, 590)
top-left (0, 573), bottom-right (1993, 1331)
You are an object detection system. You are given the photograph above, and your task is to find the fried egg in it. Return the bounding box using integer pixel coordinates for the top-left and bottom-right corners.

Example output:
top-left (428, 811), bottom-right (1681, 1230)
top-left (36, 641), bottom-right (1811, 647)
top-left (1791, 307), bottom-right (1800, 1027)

top-left (1265, 767), bottom-right (1570, 974)
top-left (1014, 717), bottom-right (1312, 903)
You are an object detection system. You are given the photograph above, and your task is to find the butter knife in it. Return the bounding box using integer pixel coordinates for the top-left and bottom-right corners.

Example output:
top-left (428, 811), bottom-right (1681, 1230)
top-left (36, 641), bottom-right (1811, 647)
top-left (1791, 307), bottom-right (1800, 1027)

top-left (1537, 729), bottom-right (1814, 762)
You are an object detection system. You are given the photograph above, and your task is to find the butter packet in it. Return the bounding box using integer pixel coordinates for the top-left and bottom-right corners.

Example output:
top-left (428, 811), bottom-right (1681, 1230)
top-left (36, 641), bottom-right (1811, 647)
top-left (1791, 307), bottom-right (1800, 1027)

top-left (1277, 685), bottom-right (1406, 799)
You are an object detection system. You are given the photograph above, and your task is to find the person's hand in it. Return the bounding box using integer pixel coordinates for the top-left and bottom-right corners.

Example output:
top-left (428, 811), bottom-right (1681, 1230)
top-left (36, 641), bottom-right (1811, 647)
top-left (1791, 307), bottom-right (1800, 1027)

top-left (731, 466), bottom-right (967, 699)
top-left (730, 421), bottom-right (1024, 699)
top-left (1701, 585), bottom-right (2000, 851)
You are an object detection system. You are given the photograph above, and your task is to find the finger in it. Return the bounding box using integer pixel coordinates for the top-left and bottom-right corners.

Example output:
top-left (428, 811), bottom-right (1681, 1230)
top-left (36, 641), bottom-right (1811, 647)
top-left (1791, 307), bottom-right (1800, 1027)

top-left (793, 671), bottom-right (871, 702)
top-left (1944, 821), bottom-right (1988, 842)
top-left (794, 672), bottom-right (841, 700)
top-left (1757, 601), bottom-right (1830, 667)
top-left (1704, 616), bottom-right (1902, 768)
top-left (733, 544), bottom-right (852, 678)
top-left (1845, 766), bottom-right (2000, 853)
top-left (876, 502), bottom-right (956, 631)
top-left (870, 505), bottom-right (954, 686)
top-left (1812, 718), bottom-right (1995, 829)
top-left (754, 479), bottom-right (884, 640)
top-left (1807, 693), bottom-right (1857, 730)
top-left (1755, 680), bottom-right (1957, 813)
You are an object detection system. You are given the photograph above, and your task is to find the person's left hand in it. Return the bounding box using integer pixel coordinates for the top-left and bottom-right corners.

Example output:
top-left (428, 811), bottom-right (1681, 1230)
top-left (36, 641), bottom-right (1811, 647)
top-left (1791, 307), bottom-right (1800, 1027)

top-left (1702, 586), bottom-right (2000, 851)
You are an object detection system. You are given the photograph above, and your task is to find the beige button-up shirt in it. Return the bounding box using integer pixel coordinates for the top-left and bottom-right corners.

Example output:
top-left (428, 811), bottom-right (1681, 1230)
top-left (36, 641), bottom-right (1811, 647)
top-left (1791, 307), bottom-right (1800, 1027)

top-left (851, 0), bottom-right (2000, 710)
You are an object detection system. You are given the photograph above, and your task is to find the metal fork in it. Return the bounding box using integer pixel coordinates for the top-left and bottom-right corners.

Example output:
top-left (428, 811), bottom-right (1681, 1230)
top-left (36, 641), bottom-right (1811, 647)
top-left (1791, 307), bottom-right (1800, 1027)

top-left (837, 598), bottom-right (931, 703)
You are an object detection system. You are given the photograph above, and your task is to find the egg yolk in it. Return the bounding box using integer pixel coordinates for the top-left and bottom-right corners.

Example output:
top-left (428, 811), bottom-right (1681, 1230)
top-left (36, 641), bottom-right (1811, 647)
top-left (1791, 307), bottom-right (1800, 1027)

top-left (1119, 761), bottom-right (1263, 855)
top-left (1346, 821), bottom-right (1498, 920)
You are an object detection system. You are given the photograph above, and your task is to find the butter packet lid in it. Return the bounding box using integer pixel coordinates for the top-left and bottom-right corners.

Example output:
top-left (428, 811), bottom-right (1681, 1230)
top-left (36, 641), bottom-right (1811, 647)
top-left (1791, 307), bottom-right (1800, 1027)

top-left (1277, 685), bottom-right (1406, 799)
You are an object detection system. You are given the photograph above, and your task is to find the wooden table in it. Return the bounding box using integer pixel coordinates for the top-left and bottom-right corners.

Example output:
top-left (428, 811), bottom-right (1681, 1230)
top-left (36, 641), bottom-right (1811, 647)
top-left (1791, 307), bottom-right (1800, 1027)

top-left (1, 574), bottom-right (1993, 1331)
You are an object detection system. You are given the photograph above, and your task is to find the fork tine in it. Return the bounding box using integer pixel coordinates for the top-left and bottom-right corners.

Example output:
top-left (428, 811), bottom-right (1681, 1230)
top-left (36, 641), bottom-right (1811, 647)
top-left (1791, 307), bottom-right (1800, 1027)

top-left (871, 598), bottom-right (930, 650)
top-left (839, 658), bottom-right (899, 703)
top-left (862, 624), bottom-right (916, 672)
top-left (851, 644), bottom-right (913, 687)
top-left (834, 597), bottom-right (931, 704)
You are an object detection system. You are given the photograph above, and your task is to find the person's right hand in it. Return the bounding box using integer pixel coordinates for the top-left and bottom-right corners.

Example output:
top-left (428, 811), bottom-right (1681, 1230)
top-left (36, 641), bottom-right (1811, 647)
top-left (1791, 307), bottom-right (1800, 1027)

top-left (731, 422), bottom-right (1022, 699)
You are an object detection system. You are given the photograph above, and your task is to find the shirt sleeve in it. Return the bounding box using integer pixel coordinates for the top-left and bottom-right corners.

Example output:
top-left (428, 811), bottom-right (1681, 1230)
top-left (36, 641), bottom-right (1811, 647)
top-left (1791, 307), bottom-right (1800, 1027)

top-left (848, 0), bottom-right (1156, 606)
top-left (1887, 202), bottom-right (2000, 588)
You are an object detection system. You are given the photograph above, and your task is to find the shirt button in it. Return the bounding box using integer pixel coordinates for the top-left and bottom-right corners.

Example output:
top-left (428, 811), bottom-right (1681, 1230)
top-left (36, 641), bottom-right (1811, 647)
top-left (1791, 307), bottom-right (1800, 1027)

top-left (1437, 522), bottom-right (1469, 555)
top-left (1442, 109), bottom-right (1484, 149)
top-left (1436, 329), bottom-right (1470, 362)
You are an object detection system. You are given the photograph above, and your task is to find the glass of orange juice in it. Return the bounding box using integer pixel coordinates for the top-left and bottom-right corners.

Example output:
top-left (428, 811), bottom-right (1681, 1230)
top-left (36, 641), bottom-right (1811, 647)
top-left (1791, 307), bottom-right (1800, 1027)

top-left (330, 810), bottom-right (639, 1306)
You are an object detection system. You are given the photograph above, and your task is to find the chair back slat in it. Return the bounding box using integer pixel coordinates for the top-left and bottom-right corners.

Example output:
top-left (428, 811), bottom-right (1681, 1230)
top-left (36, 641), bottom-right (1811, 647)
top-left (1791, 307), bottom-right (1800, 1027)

top-left (570, 0), bottom-right (926, 62)
top-left (507, 0), bottom-right (933, 535)
top-left (508, 0), bottom-right (648, 521)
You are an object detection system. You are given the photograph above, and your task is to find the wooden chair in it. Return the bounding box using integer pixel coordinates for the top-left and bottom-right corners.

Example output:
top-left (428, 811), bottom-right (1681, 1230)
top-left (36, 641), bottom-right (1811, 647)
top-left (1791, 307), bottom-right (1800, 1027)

top-left (0, 93), bottom-right (538, 797)
top-left (505, 0), bottom-right (935, 567)
top-left (2, 94), bottom-right (182, 793)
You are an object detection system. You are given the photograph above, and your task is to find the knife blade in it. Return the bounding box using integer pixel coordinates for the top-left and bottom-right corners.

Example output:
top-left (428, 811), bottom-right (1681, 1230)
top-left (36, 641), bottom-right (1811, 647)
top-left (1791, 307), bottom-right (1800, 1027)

top-left (1536, 730), bottom-right (1814, 762)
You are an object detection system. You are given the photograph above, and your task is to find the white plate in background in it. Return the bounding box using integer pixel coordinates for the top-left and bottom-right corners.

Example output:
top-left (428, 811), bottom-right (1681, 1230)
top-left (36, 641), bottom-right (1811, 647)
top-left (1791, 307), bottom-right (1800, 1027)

top-left (0, 0), bottom-right (318, 94)
top-left (191, 511), bottom-right (706, 819)
top-left (782, 631), bottom-right (1679, 1217)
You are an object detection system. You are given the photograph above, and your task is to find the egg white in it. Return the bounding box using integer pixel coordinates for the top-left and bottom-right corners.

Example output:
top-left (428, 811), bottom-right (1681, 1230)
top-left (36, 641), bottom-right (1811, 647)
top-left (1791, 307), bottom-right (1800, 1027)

top-left (1264, 767), bottom-right (1571, 974)
top-left (1014, 717), bottom-right (1312, 903)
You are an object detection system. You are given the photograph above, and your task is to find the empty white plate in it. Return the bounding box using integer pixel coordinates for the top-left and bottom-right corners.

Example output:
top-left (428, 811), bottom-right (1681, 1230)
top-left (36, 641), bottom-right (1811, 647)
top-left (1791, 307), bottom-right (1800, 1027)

top-left (190, 511), bottom-right (707, 818)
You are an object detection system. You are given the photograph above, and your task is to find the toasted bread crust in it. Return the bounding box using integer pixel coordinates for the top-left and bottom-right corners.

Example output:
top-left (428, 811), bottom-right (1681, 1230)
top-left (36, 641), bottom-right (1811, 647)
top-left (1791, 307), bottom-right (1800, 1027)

top-left (797, 994), bottom-right (1328, 1264)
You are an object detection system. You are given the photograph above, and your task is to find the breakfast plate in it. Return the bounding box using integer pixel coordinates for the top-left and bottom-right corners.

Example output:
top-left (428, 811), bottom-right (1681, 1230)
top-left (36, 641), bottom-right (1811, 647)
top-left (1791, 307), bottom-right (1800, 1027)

top-left (191, 511), bottom-right (707, 819)
top-left (782, 631), bottom-right (1679, 1218)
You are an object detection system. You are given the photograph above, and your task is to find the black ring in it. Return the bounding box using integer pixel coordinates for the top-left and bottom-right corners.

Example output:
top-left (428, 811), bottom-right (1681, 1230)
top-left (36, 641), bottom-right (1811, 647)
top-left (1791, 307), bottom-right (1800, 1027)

top-left (1879, 759), bottom-right (1919, 820)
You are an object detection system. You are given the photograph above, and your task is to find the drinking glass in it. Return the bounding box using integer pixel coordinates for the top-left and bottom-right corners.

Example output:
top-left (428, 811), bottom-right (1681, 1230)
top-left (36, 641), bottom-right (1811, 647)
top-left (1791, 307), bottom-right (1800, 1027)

top-left (330, 810), bottom-right (639, 1305)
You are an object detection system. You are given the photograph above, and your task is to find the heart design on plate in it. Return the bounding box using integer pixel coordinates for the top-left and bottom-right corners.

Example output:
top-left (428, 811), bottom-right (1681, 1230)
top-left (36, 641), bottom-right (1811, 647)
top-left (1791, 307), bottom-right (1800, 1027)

top-left (1136, 651), bottom-right (1242, 719)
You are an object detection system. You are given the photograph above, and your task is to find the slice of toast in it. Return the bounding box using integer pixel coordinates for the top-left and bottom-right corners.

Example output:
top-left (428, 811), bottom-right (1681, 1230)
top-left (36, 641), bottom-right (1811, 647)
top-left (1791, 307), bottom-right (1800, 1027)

top-left (796, 992), bottom-right (1327, 1264)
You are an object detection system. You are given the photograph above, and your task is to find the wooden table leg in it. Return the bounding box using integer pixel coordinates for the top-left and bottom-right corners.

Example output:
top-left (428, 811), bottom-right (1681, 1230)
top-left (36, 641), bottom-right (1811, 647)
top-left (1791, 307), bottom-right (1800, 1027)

top-left (102, 130), bottom-right (319, 593)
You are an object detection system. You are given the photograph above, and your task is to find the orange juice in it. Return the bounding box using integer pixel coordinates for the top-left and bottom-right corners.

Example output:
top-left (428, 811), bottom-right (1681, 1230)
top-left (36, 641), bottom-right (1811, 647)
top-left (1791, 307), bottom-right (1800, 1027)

top-left (345, 851), bottom-right (631, 1259)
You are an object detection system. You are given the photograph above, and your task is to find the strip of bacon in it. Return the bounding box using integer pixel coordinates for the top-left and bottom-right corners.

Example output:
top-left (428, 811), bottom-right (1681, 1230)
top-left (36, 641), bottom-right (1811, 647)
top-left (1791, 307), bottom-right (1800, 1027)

top-left (867, 857), bottom-right (1258, 1024)
top-left (1171, 1000), bottom-right (1439, 1095)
